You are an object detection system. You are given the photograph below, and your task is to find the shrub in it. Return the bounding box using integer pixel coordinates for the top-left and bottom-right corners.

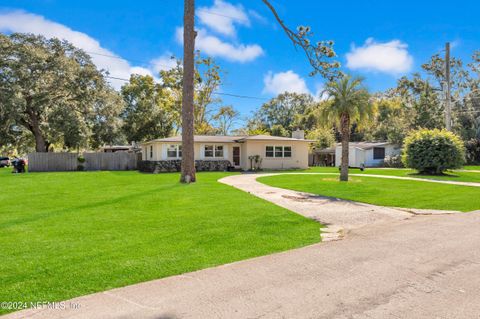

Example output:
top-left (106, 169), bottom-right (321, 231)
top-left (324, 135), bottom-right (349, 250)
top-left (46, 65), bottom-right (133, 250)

top-left (402, 129), bottom-right (465, 174)
top-left (465, 138), bottom-right (480, 164)
top-left (383, 154), bottom-right (404, 168)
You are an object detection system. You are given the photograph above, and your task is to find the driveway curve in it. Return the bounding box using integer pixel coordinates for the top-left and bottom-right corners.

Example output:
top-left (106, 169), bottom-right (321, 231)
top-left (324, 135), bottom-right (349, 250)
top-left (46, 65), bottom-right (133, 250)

top-left (218, 174), bottom-right (413, 238)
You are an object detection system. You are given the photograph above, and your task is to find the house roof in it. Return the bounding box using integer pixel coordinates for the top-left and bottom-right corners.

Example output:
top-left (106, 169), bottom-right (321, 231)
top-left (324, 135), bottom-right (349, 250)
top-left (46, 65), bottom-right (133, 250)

top-left (100, 145), bottom-right (133, 150)
top-left (313, 141), bottom-right (395, 154)
top-left (238, 135), bottom-right (314, 142)
top-left (315, 146), bottom-right (336, 154)
top-left (338, 141), bottom-right (393, 150)
top-left (142, 135), bottom-right (245, 144)
top-left (141, 135), bottom-right (314, 145)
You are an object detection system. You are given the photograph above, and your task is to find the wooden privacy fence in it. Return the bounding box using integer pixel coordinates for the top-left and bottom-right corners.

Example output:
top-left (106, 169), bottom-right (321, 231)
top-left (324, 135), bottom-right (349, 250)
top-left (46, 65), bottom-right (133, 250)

top-left (83, 152), bottom-right (137, 171)
top-left (28, 152), bottom-right (138, 172)
top-left (28, 152), bottom-right (78, 172)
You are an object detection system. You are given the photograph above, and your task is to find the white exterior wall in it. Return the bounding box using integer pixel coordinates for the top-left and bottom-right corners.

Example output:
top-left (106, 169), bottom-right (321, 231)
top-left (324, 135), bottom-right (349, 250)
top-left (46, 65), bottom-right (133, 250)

top-left (141, 140), bottom-right (311, 170)
top-left (335, 146), bottom-right (365, 167)
top-left (335, 144), bottom-right (401, 167)
top-left (364, 145), bottom-right (401, 167)
top-left (142, 142), bottom-right (242, 165)
top-left (243, 140), bottom-right (309, 170)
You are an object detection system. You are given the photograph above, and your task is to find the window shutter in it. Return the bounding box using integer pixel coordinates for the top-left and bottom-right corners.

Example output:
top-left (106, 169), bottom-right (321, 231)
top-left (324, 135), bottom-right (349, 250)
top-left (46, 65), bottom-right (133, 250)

top-left (200, 144), bottom-right (205, 159)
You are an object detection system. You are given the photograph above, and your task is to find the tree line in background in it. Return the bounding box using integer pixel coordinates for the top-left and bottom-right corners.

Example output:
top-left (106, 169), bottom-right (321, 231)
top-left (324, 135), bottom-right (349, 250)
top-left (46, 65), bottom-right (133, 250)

top-left (1, 33), bottom-right (479, 165)
top-left (242, 51), bottom-right (480, 166)
top-left (0, 33), bottom-right (240, 155)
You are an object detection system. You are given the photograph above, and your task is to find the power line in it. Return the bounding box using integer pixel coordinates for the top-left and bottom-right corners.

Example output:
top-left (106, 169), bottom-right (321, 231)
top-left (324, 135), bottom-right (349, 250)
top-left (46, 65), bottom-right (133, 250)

top-left (198, 9), bottom-right (246, 21)
top-left (86, 51), bottom-right (157, 67)
top-left (105, 76), bottom-right (268, 101)
top-left (92, 49), bottom-right (269, 101)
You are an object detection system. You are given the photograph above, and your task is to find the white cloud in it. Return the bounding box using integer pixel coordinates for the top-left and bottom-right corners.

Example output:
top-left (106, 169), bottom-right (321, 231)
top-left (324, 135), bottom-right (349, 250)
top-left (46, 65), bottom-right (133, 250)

top-left (346, 38), bottom-right (413, 74)
top-left (313, 83), bottom-right (329, 101)
top-left (176, 27), bottom-right (263, 63)
top-left (0, 10), bottom-right (172, 88)
top-left (263, 70), bottom-right (310, 95)
top-left (150, 53), bottom-right (178, 73)
top-left (197, 0), bottom-right (249, 37)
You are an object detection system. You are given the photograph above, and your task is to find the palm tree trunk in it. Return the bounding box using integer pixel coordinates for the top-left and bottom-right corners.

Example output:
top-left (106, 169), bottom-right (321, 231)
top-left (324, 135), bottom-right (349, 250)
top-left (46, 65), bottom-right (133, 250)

top-left (340, 113), bottom-right (350, 182)
top-left (180, 0), bottom-right (196, 183)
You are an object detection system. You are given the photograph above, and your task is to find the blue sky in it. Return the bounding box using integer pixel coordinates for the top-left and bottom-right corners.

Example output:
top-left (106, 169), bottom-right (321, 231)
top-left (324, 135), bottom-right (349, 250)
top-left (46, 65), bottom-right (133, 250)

top-left (1, 0), bottom-right (479, 122)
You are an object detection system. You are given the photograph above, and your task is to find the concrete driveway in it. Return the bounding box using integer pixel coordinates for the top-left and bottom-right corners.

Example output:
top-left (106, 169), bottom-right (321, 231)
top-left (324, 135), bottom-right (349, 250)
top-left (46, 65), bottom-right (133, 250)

top-left (5, 211), bottom-right (480, 319)
top-left (219, 173), bottom-right (456, 240)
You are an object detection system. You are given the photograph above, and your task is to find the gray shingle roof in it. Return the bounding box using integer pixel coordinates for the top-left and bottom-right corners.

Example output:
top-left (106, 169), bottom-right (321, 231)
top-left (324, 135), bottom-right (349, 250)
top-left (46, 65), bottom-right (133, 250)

top-left (141, 135), bottom-right (314, 144)
top-left (337, 141), bottom-right (392, 150)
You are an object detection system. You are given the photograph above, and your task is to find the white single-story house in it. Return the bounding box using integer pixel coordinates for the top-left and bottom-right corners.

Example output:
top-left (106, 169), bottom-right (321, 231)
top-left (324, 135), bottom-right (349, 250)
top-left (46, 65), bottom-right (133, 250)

top-left (334, 142), bottom-right (401, 168)
top-left (140, 131), bottom-right (313, 171)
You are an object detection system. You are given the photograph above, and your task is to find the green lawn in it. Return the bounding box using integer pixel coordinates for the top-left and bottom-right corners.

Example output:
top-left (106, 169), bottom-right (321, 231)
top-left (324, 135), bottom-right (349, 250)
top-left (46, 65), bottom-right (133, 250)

top-left (0, 168), bottom-right (321, 314)
top-left (258, 174), bottom-right (480, 212)
top-left (303, 166), bottom-right (480, 183)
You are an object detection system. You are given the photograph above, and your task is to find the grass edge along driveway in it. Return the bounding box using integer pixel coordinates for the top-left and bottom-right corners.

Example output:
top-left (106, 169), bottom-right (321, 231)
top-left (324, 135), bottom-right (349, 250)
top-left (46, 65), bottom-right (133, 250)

top-left (0, 169), bottom-right (321, 315)
top-left (258, 173), bottom-right (480, 212)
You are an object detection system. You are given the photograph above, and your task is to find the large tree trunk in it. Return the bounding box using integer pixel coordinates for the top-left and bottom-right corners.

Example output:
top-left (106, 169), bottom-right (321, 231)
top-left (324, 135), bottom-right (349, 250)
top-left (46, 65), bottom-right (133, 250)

top-left (340, 113), bottom-right (350, 182)
top-left (27, 108), bottom-right (48, 152)
top-left (33, 129), bottom-right (48, 152)
top-left (180, 0), bottom-right (197, 183)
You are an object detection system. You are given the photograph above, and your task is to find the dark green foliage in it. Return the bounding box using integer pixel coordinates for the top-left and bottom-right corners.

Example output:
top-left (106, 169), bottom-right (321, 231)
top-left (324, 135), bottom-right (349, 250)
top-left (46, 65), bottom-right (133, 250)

top-left (248, 92), bottom-right (315, 135)
top-left (270, 124), bottom-right (290, 137)
top-left (0, 33), bottom-right (123, 152)
top-left (403, 129), bottom-right (465, 174)
top-left (121, 75), bottom-right (175, 143)
top-left (465, 138), bottom-right (480, 164)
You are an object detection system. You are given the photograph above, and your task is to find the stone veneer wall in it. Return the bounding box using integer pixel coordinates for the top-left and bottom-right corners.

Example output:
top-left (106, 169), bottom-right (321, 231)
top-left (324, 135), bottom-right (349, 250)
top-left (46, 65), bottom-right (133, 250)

top-left (138, 160), bottom-right (232, 173)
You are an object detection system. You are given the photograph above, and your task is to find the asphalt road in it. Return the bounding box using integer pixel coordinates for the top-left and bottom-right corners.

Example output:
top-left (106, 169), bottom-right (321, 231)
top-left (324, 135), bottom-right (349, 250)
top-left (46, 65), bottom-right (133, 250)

top-left (5, 211), bottom-right (480, 319)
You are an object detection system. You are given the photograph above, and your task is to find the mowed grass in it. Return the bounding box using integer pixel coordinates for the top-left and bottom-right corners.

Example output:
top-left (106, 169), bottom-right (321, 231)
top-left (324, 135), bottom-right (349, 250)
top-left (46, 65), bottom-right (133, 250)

top-left (258, 174), bottom-right (480, 212)
top-left (0, 168), bottom-right (321, 314)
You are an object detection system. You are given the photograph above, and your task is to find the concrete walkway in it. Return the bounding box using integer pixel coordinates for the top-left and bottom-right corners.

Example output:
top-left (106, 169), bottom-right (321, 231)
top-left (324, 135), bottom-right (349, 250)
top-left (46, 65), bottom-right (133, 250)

top-left (219, 174), bottom-right (415, 240)
top-left (6, 211), bottom-right (480, 319)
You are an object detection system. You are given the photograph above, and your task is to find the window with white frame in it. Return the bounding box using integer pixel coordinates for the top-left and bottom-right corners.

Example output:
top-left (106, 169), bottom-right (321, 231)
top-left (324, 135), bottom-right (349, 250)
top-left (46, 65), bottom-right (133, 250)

top-left (266, 146), bottom-right (292, 158)
top-left (167, 144), bottom-right (182, 158)
top-left (204, 145), bottom-right (224, 158)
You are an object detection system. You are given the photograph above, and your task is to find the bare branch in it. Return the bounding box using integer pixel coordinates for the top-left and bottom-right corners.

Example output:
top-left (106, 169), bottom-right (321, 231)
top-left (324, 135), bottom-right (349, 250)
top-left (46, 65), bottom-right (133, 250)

top-left (261, 0), bottom-right (340, 80)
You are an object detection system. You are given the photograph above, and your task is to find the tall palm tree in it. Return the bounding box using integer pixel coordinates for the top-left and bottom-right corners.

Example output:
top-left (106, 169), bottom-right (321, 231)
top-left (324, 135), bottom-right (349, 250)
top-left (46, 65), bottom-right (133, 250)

top-left (321, 76), bottom-right (373, 181)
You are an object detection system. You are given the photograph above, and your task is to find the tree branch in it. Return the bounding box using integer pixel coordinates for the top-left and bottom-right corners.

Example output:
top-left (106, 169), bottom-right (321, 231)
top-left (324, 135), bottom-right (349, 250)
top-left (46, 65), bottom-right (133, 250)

top-left (261, 0), bottom-right (340, 80)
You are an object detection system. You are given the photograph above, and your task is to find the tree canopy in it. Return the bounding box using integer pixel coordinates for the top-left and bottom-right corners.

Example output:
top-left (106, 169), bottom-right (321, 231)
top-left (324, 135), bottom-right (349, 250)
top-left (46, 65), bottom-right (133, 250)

top-left (0, 33), bottom-right (123, 152)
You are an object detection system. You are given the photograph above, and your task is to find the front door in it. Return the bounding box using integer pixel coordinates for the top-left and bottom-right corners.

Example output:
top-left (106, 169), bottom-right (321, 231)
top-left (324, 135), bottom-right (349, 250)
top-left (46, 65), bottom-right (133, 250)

top-left (233, 146), bottom-right (240, 166)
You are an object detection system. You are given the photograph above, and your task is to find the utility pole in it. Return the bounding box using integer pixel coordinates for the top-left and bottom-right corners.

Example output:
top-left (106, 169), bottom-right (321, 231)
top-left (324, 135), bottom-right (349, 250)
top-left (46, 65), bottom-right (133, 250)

top-left (445, 42), bottom-right (452, 131)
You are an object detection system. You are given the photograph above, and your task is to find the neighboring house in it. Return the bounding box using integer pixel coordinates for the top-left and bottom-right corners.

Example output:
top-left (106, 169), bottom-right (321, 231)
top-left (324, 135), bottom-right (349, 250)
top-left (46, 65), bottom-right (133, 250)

top-left (99, 143), bottom-right (140, 153)
top-left (309, 146), bottom-right (336, 167)
top-left (140, 130), bottom-right (313, 171)
top-left (334, 142), bottom-right (401, 168)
